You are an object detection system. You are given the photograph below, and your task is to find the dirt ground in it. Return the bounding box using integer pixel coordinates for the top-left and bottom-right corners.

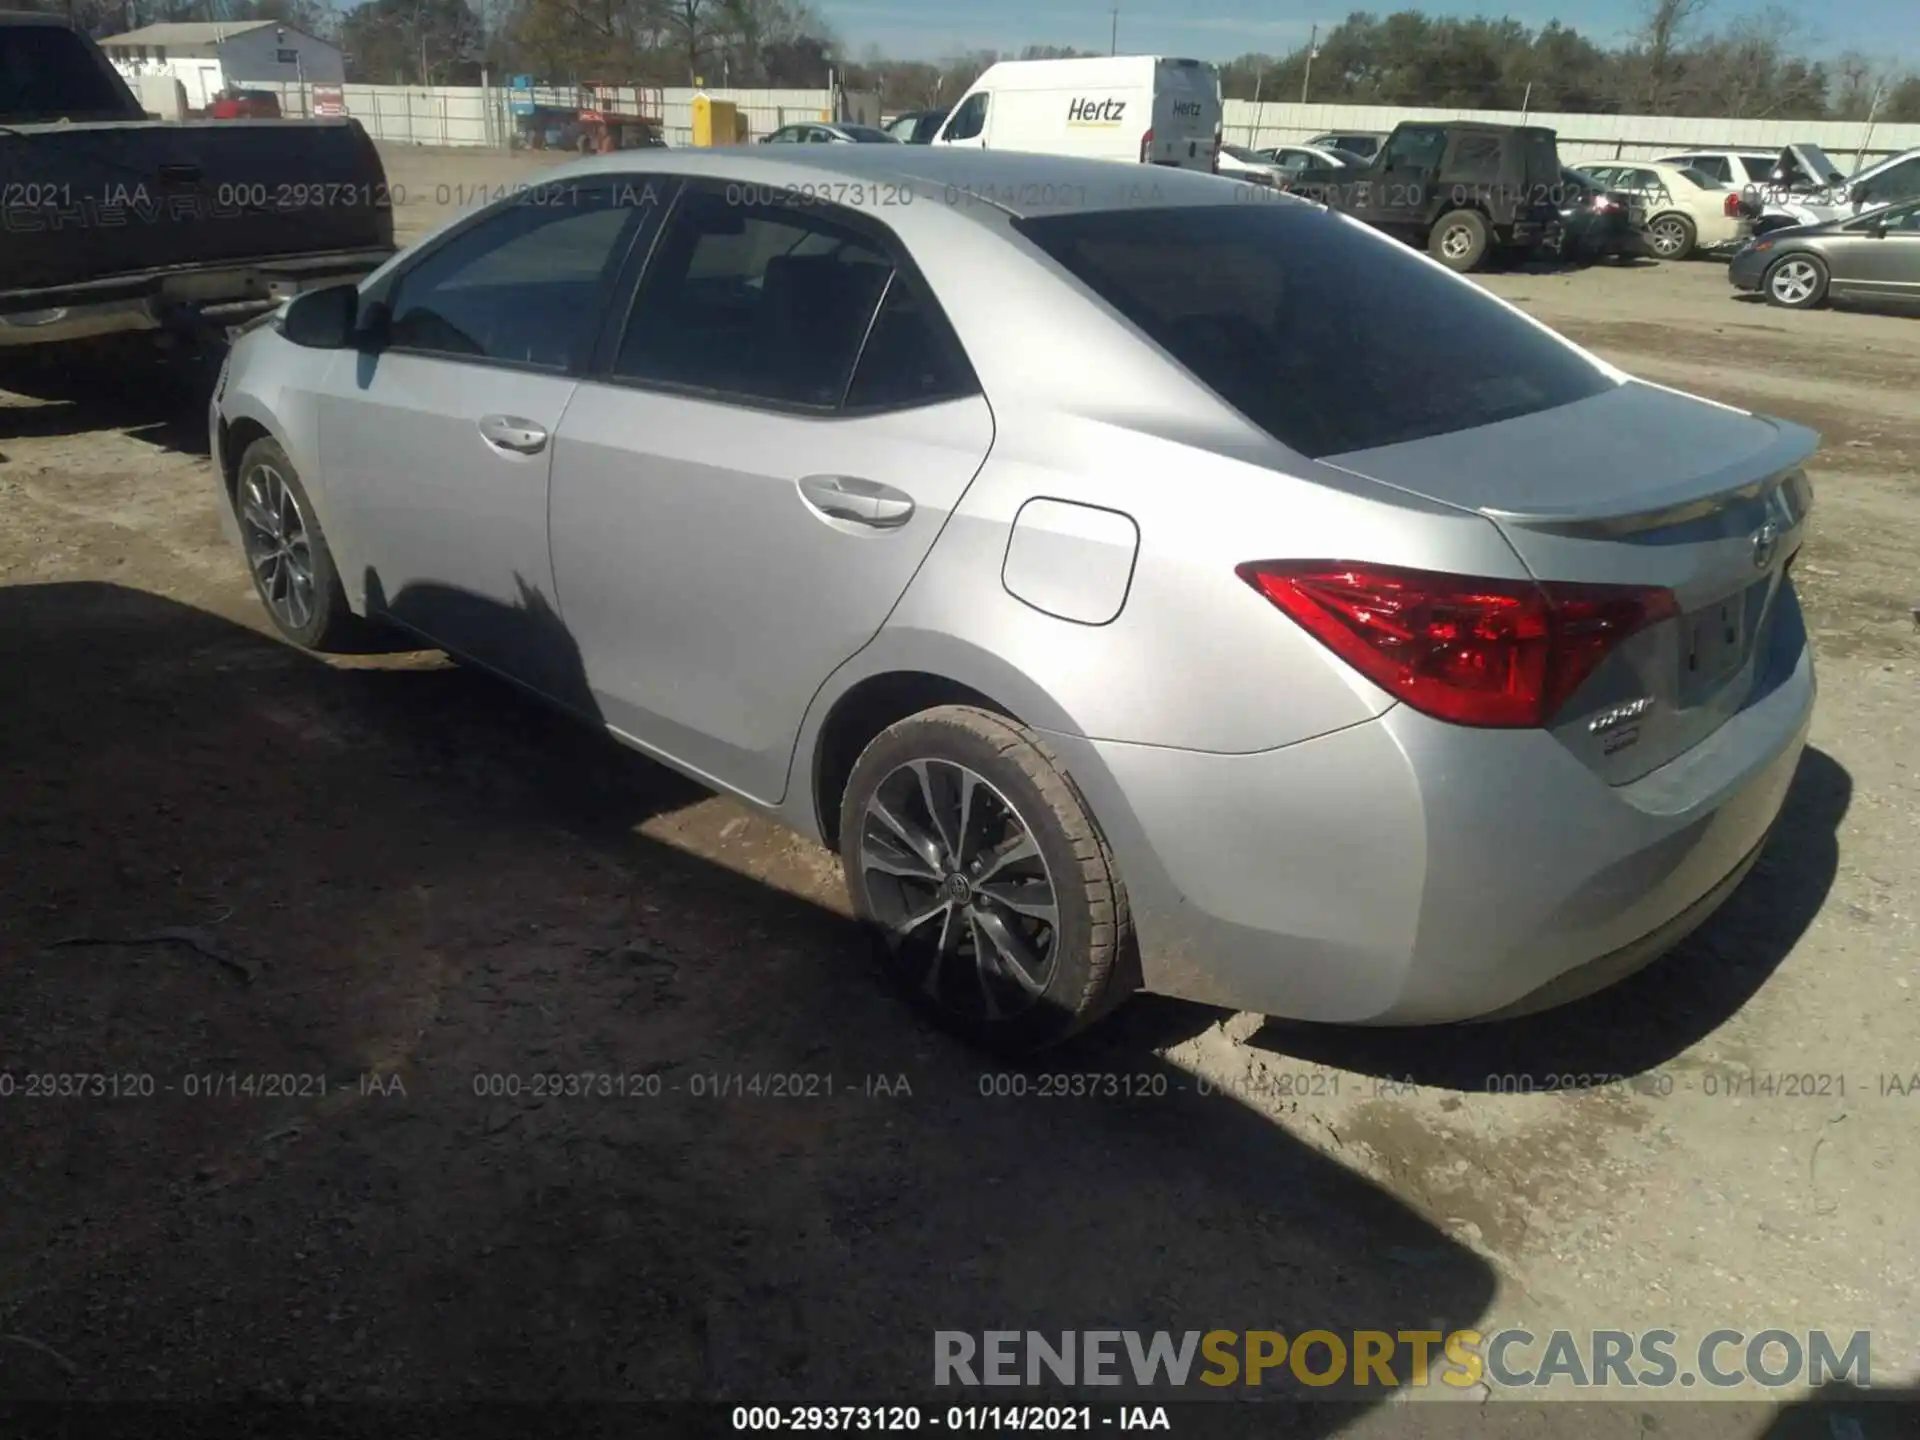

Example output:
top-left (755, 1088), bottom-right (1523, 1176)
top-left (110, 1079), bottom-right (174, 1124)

top-left (1, 145), bottom-right (1917, 1433)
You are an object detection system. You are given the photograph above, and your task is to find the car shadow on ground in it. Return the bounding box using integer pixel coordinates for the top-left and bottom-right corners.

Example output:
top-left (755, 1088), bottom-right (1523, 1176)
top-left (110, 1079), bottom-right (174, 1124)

top-left (0, 579), bottom-right (1496, 1418)
top-left (0, 345), bottom-right (218, 458)
top-left (1246, 744), bottom-right (1848, 1091)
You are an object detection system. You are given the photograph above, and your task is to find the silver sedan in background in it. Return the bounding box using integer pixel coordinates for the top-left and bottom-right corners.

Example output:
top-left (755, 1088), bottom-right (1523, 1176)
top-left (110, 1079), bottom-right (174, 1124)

top-left (211, 147), bottom-right (1818, 1052)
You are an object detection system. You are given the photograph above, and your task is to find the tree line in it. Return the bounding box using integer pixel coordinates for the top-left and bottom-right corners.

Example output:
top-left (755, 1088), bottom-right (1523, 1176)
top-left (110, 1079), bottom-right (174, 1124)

top-left (29, 0), bottom-right (1920, 123)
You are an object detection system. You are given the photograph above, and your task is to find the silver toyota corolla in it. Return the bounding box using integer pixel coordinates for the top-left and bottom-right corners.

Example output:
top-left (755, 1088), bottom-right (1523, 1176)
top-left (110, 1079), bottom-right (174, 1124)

top-left (211, 147), bottom-right (1818, 1052)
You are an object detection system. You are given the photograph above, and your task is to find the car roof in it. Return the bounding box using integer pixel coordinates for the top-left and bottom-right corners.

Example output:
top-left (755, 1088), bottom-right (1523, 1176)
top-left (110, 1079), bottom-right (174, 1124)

top-left (541, 145), bottom-right (1242, 219)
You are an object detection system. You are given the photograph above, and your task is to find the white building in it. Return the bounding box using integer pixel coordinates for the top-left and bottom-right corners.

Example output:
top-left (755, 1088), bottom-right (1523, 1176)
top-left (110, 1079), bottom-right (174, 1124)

top-left (98, 21), bottom-right (344, 111)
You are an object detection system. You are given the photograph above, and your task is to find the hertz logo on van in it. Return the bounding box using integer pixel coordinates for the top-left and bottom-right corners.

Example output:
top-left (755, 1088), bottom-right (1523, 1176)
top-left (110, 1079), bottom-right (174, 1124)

top-left (1169, 100), bottom-right (1204, 117)
top-left (1067, 97), bottom-right (1126, 125)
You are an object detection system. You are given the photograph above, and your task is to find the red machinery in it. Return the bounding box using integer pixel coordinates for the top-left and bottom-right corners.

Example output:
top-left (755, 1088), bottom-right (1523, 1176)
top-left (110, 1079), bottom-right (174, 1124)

top-left (573, 82), bottom-right (666, 152)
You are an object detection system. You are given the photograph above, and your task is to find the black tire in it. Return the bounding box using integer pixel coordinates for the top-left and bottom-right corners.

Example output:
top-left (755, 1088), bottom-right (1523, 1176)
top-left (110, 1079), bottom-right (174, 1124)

top-left (839, 705), bottom-right (1134, 1054)
top-left (1763, 252), bottom-right (1830, 310)
top-left (1645, 211), bottom-right (1697, 260)
top-left (1427, 209), bottom-right (1490, 272)
top-left (233, 435), bottom-right (360, 651)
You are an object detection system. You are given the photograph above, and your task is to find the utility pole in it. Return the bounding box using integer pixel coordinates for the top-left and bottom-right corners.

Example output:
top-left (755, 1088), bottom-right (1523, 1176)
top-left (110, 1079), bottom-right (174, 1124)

top-left (1110, 2), bottom-right (1118, 56)
top-left (1299, 23), bottom-right (1317, 105)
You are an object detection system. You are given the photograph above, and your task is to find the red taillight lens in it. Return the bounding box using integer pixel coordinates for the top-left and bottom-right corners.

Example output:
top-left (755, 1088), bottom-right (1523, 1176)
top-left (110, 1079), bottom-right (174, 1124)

top-left (1236, 561), bottom-right (1678, 728)
top-left (1724, 193), bottom-right (1743, 218)
top-left (1140, 127), bottom-right (1154, 163)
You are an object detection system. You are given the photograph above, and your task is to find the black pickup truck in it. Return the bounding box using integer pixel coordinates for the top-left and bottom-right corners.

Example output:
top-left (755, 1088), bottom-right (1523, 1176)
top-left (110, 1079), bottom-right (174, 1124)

top-left (1, 11), bottom-right (394, 356)
top-left (1283, 120), bottom-right (1565, 272)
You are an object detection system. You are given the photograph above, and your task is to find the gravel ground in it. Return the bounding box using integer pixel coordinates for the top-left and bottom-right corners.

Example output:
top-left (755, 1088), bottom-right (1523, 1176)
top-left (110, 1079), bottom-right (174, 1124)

top-left (0, 145), bottom-right (1916, 1435)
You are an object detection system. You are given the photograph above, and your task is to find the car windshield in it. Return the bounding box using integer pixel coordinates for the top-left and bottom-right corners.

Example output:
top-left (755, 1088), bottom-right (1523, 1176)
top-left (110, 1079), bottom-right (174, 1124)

top-left (1221, 145), bottom-right (1264, 163)
top-left (1324, 148), bottom-right (1369, 166)
top-left (1015, 203), bottom-right (1612, 458)
top-left (841, 125), bottom-right (898, 143)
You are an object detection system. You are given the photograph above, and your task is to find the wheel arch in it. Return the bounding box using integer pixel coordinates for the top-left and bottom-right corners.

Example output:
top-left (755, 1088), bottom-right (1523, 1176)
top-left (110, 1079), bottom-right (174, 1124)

top-left (798, 637), bottom-right (1084, 851)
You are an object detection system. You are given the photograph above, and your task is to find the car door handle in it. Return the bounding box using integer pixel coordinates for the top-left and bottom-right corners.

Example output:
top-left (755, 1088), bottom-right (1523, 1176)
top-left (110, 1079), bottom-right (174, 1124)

top-left (478, 414), bottom-right (548, 454)
top-left (797, 474), bottom-right (915, 529)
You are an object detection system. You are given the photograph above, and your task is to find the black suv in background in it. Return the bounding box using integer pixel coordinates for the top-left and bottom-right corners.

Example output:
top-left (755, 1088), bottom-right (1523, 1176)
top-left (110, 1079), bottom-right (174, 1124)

top-left (1284, 121), bottom-right (1566, 271)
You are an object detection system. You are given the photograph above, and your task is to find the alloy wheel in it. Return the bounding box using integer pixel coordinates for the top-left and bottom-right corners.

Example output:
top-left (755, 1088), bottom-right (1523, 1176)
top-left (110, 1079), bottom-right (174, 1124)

top-left (858, 758), bottom-right (1060, 1021)
top-left (1649, 217), bottom-right (1689, 257)
top-left (238, 462), bottom-right (316, 634)
top-left (1440, 224), bottom-right (1475, 260)
top-left (1769, 258), bottom-right (1819, 306)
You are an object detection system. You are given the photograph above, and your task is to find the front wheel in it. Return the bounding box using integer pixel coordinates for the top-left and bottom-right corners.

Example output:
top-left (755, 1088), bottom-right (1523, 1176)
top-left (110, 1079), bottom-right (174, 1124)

top-left (1428, 209), bottom-right (1490, 272)
top-left (234, 436), bottom-right (359, 651)
top-left (839, 705), bottom-right (1134, 1054)
top-left (1764, 253), bottom-right (1829, 309)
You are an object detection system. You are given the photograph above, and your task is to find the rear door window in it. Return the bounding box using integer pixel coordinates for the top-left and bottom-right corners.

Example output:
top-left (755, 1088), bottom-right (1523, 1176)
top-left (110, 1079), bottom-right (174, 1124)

top-left (1448, 134), bottom-right (1503, 182)
top-left (1014, 203), bottom-right (1611, 458)
top-left (1688, 155), bottom-right (1733, 183)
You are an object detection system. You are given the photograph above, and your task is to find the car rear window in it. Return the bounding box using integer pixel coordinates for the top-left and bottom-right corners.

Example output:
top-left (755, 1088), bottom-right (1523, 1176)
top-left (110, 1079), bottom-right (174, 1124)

top-left (1013, 203), bottom-right (1612, 458)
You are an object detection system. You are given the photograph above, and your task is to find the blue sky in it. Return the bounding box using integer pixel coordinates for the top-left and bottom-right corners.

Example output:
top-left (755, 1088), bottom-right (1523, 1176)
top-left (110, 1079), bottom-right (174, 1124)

top-left (817, 0), bottom-right (1920, 65)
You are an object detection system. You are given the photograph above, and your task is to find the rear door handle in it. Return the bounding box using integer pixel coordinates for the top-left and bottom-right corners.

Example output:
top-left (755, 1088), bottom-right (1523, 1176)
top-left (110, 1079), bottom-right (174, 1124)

top-left (797, 474), bottom-right (915, 529)
top-left (478, 414), bottom-right (548, 455)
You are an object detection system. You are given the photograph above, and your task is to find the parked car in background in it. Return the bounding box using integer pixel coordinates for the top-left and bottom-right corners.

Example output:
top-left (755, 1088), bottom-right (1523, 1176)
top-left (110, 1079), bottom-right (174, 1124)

top-left (1753, 146), bottom-right (1920, 233)
top-left (1729, 198), bottom-right (1920, 310)
top-left (884, 108), bottom-right (949, 144)
top-left (1578, 160), bottom-right (1750, 259)
top-left (1655, 149), bottom-right (1786, 191)
top-left (1544, 167), bottom-right (1641, 263)
top-left (1215, 143), bottom-right (1284, 186)
top-left (1285, 120), bottom-right (1563, 271)
top-left (1258, 142), bottom-right (1370, 178)
top-left (0, 12), bottom-right (394, 360)
top-left (209, 87), bottom-right (281, 120)
top-left (210, 145), bottom-right (1817, 1052)
top-left (1306, 130), bottom-right (1386, 159)
top-left (762, 122), bottom-right (900, 144)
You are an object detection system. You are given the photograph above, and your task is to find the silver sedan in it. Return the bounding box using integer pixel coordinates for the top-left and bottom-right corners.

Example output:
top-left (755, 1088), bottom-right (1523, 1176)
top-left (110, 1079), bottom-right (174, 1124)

top-left (211, 146), bottom-right (1818, 1052)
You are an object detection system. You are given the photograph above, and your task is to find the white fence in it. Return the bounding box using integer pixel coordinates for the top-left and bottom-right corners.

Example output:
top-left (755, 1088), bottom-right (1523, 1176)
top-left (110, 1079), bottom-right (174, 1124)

top-left (255, 81), bottom-right (858, 148)
top-left (1227, 101), bottom-right (1920, 167)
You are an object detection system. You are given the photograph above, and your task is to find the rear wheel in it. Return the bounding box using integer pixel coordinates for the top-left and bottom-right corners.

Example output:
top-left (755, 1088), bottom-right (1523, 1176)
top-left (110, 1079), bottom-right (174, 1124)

top-left (839, 705), bottom-right (1134, 1054)
top-left (1428, 209), bottom-right (1490, 272)
top-left (1646, 211), bottom-right (1697, 260)
top-left (1764, 253), bottom-right (1829, 309)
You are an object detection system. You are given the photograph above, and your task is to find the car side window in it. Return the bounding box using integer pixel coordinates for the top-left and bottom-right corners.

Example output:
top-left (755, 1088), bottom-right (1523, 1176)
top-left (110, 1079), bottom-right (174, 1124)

top-left (385, 185), bottom-right (648, 371)
top-left (1860, 157), bottom-right (1920, 204)
top-left (1447, 134), bottom-right (1502, 182)
top-left (1380, 128), bottom-right (1445, 172)
top-left (942, 92), bottom-right (987, 142)
top-left (843, 271), bottom-right (979, 412)
top-left (612, 188), bottom-right (896, 409)
top-left (1690, 156), bottom-right (1732, 184)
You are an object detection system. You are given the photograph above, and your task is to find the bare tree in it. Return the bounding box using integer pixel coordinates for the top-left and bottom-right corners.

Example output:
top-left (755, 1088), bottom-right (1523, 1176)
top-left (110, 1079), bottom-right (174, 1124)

top-left (1638, 0), bottom-right (1711, 111)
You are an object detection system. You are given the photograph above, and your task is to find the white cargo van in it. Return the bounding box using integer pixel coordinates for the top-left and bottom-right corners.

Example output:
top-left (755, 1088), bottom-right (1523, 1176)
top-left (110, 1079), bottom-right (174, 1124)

top-left (931, 56), bottom-right (1223, 172)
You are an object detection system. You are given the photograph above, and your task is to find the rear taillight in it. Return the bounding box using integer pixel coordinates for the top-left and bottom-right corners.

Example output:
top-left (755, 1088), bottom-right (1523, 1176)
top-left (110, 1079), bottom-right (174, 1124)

top-left (1140, 127), bottom-right (1154, 163)
top-left (1236, 561), bottom-right (1678, 728)
top-left (1724, 192), bottom-right (1743, 218)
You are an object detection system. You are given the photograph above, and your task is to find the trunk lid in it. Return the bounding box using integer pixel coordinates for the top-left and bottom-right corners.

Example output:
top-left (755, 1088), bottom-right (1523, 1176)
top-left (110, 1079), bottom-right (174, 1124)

top-left (1, 119), bottom-right (393, 304)
top-left (1322, 380), bottom-right (1818, 782)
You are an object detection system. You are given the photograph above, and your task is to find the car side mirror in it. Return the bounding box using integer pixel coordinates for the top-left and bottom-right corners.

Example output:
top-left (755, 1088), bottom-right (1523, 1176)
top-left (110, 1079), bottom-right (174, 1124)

top-left (1868, 221), bottom-right (1889, 238)
top-left (279, 282), bottom-right (361, 349)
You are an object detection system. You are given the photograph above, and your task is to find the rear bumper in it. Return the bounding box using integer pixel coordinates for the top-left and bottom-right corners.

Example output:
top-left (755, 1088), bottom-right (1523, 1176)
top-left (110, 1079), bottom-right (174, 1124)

top-left (0, 248), bottom-right (390, 349)
top-left (1045, 597), bottom-right (1815, 1025)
